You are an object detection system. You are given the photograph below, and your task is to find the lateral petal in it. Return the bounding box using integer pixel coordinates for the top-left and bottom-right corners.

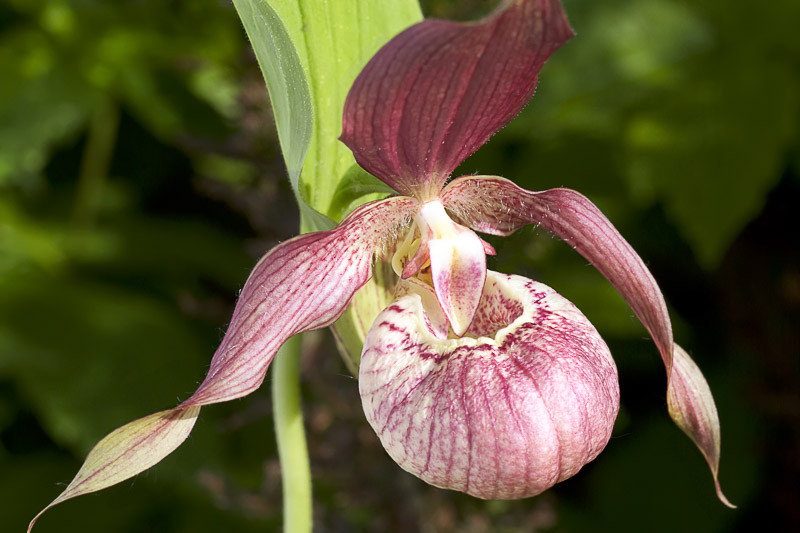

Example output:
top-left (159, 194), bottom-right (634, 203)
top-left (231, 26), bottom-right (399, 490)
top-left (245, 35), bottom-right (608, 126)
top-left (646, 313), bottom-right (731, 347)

top-left (28, 408), bottom-right (200, 533)
top-left (340, 0), bottom-right (573, 198)
top-left (444, 176), bottom-right (733, 504)
top-left (30, 195), bottom-right (416, 528)
top-left (442, 175), bottom-right (673, 373)
top-left (668, 345), bottom-right (736, 508)
top-left (185, 195), bottom-right (416, 406)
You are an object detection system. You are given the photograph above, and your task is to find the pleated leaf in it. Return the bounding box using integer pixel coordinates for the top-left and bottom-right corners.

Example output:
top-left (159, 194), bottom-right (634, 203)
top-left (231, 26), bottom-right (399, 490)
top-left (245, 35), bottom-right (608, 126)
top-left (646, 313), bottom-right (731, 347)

top-left (261, 0), bottom-right (423, 220)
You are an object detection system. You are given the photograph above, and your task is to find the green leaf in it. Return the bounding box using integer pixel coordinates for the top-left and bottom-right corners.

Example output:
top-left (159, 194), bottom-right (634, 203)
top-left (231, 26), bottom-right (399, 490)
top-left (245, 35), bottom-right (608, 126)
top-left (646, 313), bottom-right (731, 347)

top-left (623, 56), bottom-right (798, 268)
top-left (234, 0), bottom-right (422, 228)
top-left (231, 0), bottom-right (313, 199)
top-left (328, 163), bottom-right (395, 222)
top-left (233, 0), bottom-right (336, 231)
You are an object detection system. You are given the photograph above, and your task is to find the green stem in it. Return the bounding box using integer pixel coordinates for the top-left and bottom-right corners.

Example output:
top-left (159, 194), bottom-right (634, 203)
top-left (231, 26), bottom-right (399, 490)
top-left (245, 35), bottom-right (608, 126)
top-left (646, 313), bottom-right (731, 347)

top-left (272, 334), bottom-right (312, 533)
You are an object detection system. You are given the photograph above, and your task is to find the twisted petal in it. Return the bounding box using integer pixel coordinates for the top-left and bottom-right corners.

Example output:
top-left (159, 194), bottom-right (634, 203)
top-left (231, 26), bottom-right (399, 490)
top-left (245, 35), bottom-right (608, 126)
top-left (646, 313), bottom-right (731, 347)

top-left (29, 196), bottom-right (416, 530)
top-left (669, 345), bottom-right (736, 508)
top-left (443, 175), bottom-right (733, 505)
top-left (360, 271), bottom-right (619, 499)
top-left (186, 195), bottom-right (415, 406)
top-left (340, 0), bottom-right (573, 198)
top-left (28, 408), bottom-right (200, 533)
top-left (442, 176), bottom-right (673, 372)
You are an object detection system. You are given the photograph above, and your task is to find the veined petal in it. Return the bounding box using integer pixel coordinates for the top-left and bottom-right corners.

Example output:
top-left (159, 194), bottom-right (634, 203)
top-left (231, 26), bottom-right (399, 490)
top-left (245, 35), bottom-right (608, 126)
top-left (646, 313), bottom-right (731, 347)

top-left (28, 407), bottom-right (200, 533)
top-left (340, 0), bottom-right (573, 199)
top-left (443, 176), bottom-right (733, 505)
top-left (442, 176), bottom-right (673, 373)
top-left (668, 345), bottom-right (735, 508)
top-left (31, 195), bottom-right (416, 528)
top-left (405, 200), bottom-right (487, 336)
top-left (360, 271), bottom-right (619, 499)
top-left (185, 195), bottom-right (416, 406)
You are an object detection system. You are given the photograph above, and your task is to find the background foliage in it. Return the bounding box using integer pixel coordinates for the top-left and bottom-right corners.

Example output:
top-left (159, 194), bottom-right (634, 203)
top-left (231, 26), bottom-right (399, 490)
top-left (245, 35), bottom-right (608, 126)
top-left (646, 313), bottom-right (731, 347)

top-left (1, 0), bottom-right (798, 531)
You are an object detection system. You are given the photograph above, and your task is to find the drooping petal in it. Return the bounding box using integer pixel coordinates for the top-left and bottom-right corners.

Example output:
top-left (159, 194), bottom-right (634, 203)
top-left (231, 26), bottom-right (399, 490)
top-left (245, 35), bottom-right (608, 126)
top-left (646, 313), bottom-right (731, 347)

top-left (340, 0), bottom-right (574, 199)
top-left (442, 176), bottom-right (673, 373)
top-left (185, 195), bottom-right (415, 406)
top-left (668, 344), bottom-right (736, 508)
top-left (28, 408), bottom-right (200, 533)
top-left (360, 271), bottom-right (619, 500)
top-left (30, 196), bottom-right (416, 528)
top-left (443, 176), bottom-right (733, 506)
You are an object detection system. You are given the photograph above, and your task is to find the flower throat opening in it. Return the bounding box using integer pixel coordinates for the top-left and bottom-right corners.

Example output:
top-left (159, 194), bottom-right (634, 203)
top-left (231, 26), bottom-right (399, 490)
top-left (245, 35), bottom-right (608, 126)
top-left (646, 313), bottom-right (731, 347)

top-left (396, 270), bottom-right (526, 342)
top-left (463, 279), bottom-right (525, 339)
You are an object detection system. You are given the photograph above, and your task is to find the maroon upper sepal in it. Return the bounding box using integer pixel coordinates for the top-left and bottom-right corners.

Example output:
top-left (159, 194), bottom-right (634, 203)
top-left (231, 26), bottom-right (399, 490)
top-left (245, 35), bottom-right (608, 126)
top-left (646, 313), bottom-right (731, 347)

top-left (340, 0), bottom-right (574, 199)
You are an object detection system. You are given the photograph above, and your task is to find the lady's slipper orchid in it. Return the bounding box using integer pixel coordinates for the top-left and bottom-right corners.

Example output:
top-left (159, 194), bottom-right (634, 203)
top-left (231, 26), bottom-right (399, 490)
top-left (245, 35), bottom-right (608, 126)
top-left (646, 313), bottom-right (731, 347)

top-left (31, 0), bottom-right (734, 529)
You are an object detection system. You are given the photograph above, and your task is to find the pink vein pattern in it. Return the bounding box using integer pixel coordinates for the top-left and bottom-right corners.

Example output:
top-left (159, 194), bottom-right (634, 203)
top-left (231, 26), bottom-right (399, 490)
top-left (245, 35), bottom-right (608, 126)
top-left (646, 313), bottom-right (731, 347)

top-left (360, 271), bottom-right (618, 499)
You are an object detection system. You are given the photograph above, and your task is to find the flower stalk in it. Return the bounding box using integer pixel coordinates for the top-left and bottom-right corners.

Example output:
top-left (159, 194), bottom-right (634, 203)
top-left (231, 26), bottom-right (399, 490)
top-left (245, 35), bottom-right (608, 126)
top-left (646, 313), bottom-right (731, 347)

top-left (272, 334), bottom-right (313, 533)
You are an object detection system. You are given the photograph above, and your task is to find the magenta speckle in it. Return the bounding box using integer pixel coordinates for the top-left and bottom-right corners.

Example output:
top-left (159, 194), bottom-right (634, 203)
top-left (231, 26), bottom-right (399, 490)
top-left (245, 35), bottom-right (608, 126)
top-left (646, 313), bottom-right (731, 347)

top-left (359, 271), bottom-right (619, 500)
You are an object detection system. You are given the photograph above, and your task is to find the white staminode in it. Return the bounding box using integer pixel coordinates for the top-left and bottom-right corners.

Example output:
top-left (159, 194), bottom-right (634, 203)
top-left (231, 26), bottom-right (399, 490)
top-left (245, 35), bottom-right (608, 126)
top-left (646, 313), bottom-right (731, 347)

top-left (392, 200), bottom-right (487, 336)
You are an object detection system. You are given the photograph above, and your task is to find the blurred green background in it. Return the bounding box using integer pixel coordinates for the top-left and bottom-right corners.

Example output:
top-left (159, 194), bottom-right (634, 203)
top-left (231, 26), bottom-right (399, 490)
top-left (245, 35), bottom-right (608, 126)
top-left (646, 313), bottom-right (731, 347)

top-left (1, 0), bottom-right (797, 531)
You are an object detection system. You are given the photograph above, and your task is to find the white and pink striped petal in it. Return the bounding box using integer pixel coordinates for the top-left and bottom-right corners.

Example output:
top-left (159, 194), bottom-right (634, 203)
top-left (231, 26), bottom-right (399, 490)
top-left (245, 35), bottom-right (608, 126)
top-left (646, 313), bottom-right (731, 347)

top-left (360, 271), bottom-right (619, 500)
top-left (186, 195), bottom-right (416, 405)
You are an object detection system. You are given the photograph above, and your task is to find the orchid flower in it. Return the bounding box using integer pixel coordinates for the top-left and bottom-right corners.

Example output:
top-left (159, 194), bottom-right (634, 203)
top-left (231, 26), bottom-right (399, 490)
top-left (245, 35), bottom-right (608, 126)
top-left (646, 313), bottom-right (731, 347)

top-left (31, 0), bottom-right (733, 529)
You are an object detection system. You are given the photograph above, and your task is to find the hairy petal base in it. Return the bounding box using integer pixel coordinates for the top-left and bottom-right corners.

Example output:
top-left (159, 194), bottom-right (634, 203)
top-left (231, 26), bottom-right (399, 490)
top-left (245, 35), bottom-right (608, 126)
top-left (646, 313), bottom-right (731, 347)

top-left (360, 271), bottom-right (619, 499)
